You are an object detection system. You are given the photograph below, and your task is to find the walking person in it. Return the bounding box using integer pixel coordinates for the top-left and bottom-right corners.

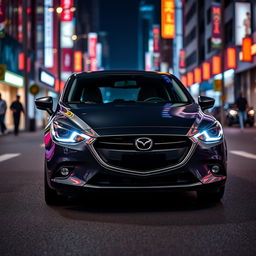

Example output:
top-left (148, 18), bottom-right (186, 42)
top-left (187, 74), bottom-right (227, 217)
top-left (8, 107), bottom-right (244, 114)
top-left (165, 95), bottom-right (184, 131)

top-left (236, 92), bottom-right (248, 130)
top-left (10, 94), bottom-right (24, 136)
top-left (0, 93), bottom-right (7, 135)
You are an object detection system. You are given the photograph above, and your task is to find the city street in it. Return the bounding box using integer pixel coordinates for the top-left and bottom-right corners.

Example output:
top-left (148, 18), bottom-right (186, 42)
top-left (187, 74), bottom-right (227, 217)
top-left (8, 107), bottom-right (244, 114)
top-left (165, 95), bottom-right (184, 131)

top-left (1, 0), bottom-right (256, 255)
top-left (0, 128), bottom-right (255, 256)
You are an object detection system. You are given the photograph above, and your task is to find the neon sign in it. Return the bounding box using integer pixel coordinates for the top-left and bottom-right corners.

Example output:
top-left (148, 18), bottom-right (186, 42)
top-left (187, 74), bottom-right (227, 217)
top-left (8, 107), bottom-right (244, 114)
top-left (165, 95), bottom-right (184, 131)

top-left (161, 0), bottom-right (175, 39)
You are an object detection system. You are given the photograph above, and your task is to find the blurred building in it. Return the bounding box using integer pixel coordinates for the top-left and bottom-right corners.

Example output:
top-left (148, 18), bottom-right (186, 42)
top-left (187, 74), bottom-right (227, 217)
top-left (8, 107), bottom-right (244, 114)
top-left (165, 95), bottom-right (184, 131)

top-left (138, 0), bottom-right (155, 70)
top-left (75, 0), bottom-right (109, 71)
top-left (0, 0), bottom-right (36, 130)
top-left (1, 0), bottom-right (106, 132)
top-left (172, 0), bottom-right (183, 77)
top-left (139, 0), bottom-right (170, 72)
top-left (179, 0), bottom-right (256, 112)
top-left (235, 1), bottom-right (256, 110)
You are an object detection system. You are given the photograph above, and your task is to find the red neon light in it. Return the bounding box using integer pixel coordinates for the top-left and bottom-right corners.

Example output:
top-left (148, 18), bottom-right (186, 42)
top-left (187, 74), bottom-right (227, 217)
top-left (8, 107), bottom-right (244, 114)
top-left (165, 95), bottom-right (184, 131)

top-left (226, 47), bottom-right (237, 69)
top-left (55, 79), bottom-right (60, 92)
top-left (61, 0), bottom-right (73, 21)
top-left (242, 37), bottom-right (252, 62)
top-left (74, 51), bottom-right (82, 72)
top-left (212, 6), bottom-right (221, 35)
top-left (202, 62), bottom-right (210, 80)
top-left (153, 25), bottom-right (160, 52)
top-left (88, 33), bottom-right (97, 59)
top-left (181, 75), bottom-right (187, 87)
top-left (187, 72), bottom-right (193, 86)
top-left (90, 58), bottom-right (97, 71)
top-left (194, 67), bottom-right (202, 83)
top-left (212, 56), bottom-right (221, 75)
top-left (179, 49), bottom-right (186, 69)
top-left (18, 53), bottom-right (24, 70)
top-left (27, 57), bottom-right (31, 72)
top-left (88, 33), bottom-right (98, 71)
top-left (161, 0), bottom-right (175, 39)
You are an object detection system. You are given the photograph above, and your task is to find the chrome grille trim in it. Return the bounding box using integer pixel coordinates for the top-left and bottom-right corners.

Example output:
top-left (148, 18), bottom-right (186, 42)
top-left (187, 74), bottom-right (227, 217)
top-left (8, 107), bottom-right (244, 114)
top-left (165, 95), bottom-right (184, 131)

top-left (154, 141), bottom-right (187, 145)
top-left (88, 135), bottom-right (197, 176)
top-left (97, 141), bottom-right (133, 145)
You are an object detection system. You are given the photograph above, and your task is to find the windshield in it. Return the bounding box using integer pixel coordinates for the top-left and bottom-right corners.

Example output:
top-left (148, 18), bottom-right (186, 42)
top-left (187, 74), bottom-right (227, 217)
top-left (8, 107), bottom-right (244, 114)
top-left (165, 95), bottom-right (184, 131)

top-left (64, 74), bottom-right (191, 104)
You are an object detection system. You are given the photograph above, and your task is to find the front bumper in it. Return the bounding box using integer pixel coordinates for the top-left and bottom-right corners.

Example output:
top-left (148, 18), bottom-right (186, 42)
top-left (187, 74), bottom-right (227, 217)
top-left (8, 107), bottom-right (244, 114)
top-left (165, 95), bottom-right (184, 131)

top-left (44, 138), bottom-right (227, 195)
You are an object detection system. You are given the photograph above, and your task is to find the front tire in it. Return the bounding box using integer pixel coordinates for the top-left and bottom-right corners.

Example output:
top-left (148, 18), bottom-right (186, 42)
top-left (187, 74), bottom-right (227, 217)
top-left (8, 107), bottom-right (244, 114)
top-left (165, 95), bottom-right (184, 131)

top-left (197, 186), bottom-right (225, 202)
top-left (44, 165), bottom-right (66, 205)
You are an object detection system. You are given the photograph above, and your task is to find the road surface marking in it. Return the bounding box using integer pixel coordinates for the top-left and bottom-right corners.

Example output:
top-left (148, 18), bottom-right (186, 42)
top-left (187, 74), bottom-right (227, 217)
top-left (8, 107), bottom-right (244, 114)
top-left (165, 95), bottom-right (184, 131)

top-left (230, 151), bottom-right (256, 160)
top-left (0, 153), bottom-right (21, 162)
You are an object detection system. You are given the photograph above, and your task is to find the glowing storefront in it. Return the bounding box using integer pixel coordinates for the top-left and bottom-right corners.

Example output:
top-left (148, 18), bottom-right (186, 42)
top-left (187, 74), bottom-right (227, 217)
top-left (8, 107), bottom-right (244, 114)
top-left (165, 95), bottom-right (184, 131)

top-left (0, 71), bottom-right (25, 130)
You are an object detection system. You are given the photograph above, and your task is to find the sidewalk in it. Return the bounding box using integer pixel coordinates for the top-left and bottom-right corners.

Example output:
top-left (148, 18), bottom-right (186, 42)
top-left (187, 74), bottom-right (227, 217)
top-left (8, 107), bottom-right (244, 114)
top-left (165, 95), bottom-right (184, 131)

top-left (0, 130), bottom-right (44, 146)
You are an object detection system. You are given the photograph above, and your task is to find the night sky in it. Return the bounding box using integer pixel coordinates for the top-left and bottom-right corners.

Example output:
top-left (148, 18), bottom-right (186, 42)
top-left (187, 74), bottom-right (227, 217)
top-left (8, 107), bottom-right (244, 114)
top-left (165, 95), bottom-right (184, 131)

top-left (99, 0), bottom-right (139, 70)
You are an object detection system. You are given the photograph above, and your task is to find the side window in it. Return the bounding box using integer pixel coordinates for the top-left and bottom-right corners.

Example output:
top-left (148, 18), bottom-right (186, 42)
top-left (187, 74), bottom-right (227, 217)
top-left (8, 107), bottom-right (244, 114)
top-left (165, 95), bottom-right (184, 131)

top-left (67, 79), bottom-right (77, 102)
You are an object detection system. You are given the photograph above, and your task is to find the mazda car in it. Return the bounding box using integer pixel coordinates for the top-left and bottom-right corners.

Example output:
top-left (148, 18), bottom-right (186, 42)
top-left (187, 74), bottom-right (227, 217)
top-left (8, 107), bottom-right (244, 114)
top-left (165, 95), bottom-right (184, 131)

top-left (35, 70), bottom-right (227, 205)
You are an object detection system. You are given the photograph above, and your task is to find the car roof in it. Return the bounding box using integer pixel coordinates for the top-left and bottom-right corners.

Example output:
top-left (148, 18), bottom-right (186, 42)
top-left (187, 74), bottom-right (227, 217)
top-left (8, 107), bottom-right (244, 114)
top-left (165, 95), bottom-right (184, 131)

top-left (74, 70), bottom-right (172, 78)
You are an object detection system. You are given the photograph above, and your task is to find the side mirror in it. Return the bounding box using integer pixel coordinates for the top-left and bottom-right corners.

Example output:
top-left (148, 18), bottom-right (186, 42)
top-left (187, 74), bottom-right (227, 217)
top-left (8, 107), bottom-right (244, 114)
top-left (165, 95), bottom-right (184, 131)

top-left (198, 96), bottom-right (215, 110)
top-left (35, 96), bottom-right (54, 115)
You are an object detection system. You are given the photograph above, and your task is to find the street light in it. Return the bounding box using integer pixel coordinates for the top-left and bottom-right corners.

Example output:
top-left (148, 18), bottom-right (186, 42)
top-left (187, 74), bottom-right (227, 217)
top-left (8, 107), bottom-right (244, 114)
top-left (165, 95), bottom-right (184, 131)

top-left (72, 34), bottom-right (87, 41)
top-left (56, 7), bottom-right (63, 14)
top-left (72, 34), bottom-right (78, 41)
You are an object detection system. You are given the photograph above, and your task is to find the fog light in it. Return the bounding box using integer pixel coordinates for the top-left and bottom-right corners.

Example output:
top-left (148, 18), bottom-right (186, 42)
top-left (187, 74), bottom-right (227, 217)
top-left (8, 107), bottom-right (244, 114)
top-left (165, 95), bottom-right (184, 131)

top-left (60, 167), bottom-right (70, 176)
top-left (211, 165), bottom-right (220, 174)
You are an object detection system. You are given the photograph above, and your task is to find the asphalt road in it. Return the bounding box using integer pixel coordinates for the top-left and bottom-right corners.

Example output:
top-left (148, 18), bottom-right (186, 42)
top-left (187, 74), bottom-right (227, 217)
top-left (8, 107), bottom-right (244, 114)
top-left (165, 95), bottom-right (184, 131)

top-left (0, 127), bottom-right (256, 256)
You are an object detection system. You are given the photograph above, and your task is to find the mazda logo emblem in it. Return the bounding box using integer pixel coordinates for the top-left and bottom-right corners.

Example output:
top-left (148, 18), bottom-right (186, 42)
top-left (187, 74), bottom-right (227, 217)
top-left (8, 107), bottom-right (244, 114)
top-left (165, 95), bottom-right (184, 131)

top-left (135, 137), bottom-right (153, 151)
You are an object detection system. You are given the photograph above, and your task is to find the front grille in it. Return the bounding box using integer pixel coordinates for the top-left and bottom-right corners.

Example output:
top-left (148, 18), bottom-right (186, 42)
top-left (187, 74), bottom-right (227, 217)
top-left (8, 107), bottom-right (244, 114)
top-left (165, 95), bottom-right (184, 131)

top-left (87, 171), bottom-right (198, 187)
top-left (92, 135), bottom-right (192, 172)
top-left (94, 135), bottom-right (190, 151)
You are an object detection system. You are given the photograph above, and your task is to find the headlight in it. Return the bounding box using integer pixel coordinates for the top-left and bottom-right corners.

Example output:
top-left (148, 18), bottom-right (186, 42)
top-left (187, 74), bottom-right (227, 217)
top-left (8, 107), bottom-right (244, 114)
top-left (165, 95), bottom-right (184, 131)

top-left (193, 121), bottom-right (223, 143)
top-left (51, 122), bottom-right (92, 144)
top-left (248, 110), bottom-right (255, 116)
top-left (229, 109), bottom-right (237, 116)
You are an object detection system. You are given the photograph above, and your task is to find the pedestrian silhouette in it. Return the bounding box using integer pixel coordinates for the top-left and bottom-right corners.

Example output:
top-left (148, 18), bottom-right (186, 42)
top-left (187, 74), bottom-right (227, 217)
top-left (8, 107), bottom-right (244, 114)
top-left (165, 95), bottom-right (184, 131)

top-left (236, 91), bottom-right (248, 130)
top-left (0, 93), bottom-right (7, 134)
top-left (10, 94), bottom-right (24, 136)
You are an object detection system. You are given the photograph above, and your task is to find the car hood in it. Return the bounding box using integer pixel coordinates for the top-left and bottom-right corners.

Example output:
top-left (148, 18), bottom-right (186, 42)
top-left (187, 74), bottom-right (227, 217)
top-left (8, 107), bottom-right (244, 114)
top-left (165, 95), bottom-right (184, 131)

top-left (65, 102), bottom-right (203, 136)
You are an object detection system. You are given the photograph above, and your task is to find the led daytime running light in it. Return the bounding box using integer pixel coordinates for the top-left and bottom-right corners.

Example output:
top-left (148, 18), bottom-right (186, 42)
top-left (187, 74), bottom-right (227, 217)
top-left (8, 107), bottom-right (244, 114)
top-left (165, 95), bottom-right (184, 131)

top-left (193, 121), bottom-right (223, 143)
top-left (51, 123), bottom-right (91, 143)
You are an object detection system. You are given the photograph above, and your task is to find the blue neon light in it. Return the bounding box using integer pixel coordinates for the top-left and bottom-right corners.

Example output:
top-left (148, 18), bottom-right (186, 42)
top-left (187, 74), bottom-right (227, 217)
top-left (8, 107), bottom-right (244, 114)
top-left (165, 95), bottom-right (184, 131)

top-left (51, 123), bottom-right (91, 143)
